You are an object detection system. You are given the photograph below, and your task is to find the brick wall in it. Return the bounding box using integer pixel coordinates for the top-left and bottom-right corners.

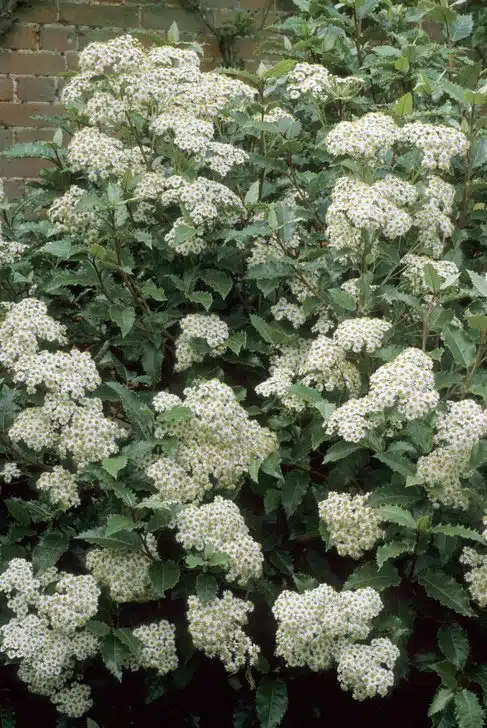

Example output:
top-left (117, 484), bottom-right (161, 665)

top-left (0, 0), bottom-right (282, 196)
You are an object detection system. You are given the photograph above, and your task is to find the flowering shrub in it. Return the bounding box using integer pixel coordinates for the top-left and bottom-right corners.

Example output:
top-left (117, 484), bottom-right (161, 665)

top-left (1, 1), bottom-right (487, 727)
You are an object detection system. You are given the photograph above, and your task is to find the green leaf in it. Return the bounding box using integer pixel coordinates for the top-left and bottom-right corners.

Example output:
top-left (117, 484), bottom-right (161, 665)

top-left (77, 528), bottom-right (142, 552)
top-left (85, 620), bottom-right (111, 637)
top-left (431, 660), bottom-right (458, 690)
top-left (466, 315), bottom-right (487, 331)
top-left (250, 314), bottom-right (294, 347)
top-left (5, 498), bottom-right (31, 526)
top-left (87, 718), bottom-right (102, 728)
top-left (450, 14), bottom-right (473, 42)
top-left (142, 344), bottom-right (163, 383)
top-left (148, 560), bottom-right (180, 597)
top-left (374, 452), bottom-right (415, 478)
top-left (264, 488), bottom-right (281, 515)
top-left (344, 561), bottom-right (400, 591)
top-left (158, 405), bottom-right (194, 424)
top-left (437, 624), bottom-right (469, 669)
top-left (376, 505), bottom-right (417, 530)
top-left (454, 690), bottom-right (485, 728)
top-left (102, 633), bottom-right (129, 681)
top-left (102, 456), bottom-right (128, 479)
top-left (105, 382), bottom-right (154, 440)
top-left (368, 482), bottom-right (423, 508)
top-left (245, 180), bottom-right (260, 205)
top-left (256, 677), bottom-right (288, 728)
top-left (429, 524), bottom-right (484, 545)
top-left (263, 59), bottom-right (297, 79)
top-left (227, 331), bottom-right (247, 355)
top-left (327, 288), bottom-right (357, 311)
top-left (468, 270), bottom-right (487, 297)
top-left (106, 515), bottom-right (137, 536)
top-left (323, 441), bottom-right (365, 464)
top-left (417, 570), bottom-right (473, 616)
top-left (424, 263), bottom-right (444, 294)
top-left (289, 384), bottom-right (334, 418)
top-left (471, 139), bottom-right (487, 170)
top-left (196, 574), bottom-right (218, 603)
top-left (429, 688), bottom-right (455, 717)
top-left (32, 532), bottom-right (69, 574)
top-left (1, 142), bottom-right (57, 160)
top-left (189, 291), bottom-right (213, 311)
top-left (394, 92), bottom-right (413, 116)
top-left (443, 327), bottom-right (476, 369)
top-left (376, 539), bottom-right (414, 569)
top-left (0, 387), bottom-right (18, 432)
top-left (167, 20), bottom-right (179, 43)
top-left (114, 627), bottom-right (144, 658)
top-left (201, 269), bottom-right (233, 299)
top-left (109, 304), bottom-right (136, 338)
top-left (281, 471), bottom-right (308, 517)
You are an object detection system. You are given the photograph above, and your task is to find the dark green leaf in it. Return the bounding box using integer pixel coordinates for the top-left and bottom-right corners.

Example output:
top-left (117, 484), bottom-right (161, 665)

top-left (437, 624), bottom-right (469, 669)
top-left (256, 677), bottom-right (288, 728)
top-left (454, 690), bottom-right (485, 728)
top-left (196, 574), bottom-right (218, 602)
top-left (417, 570), bottom-right (473, 616)
top-left (281, 471), bottom-right (308, 517)
top-left (344, 561), bottom-right (400, 591)
top-left (32, 531), bottom-right (69, 574)
top-left (149, 560), bottom-right (180, 597)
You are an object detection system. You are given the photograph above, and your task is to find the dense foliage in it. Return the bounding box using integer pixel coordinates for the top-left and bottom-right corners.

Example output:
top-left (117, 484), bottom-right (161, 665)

top-left (1, 1), bottom-right (487, 726)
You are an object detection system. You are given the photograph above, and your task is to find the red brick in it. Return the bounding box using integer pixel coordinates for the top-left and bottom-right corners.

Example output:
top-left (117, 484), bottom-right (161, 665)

top-left (22, 2), bottom-right (58, 23)
top-left (0, 52), bottom-right (66, 76)
top-left (3, 178), bottom-right (27, 200)
top-left (0, 157), bottom-right (52, 179)
top-left (65, 53), bottom-right (80, 71)
top-left (3, 24), bottom-right (39, 51)
top-left (40, 26), bottom-right (78, 52)
top-left (59, 3), bottom-right (139, 28)
top-left (17, 77), bottom-right (57, 102)
top-left (0, 102), bottom-right (64, 127)
top-left (0, 128), bottom-right (13, 150)
top-left (77, 27), bottom-right (121, 49)
top-left (15, 128), bottom-right (60, 143)
top-left (141, 6), bottom-right (204, 32)
top-left (0, 78), bottom-right (13, 101)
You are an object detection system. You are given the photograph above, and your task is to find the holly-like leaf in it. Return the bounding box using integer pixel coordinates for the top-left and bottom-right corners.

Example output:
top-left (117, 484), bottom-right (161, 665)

top-left (76, 528), bottom-right (141, 552)
top-left (417, 570), bottom-right (473, 616)
top-left (256, 677), bottom-right (288, 728)
top-left (102, 633), bottom-right (129, 681)
top-left (376, 539), bottom-right (414, 569)
top-left (376, 505), bottom-right (417, 530)
top-left (32, 531), bottom-right (69, 574)
top-left (102, 456), bottom-right (128, 479)
top-left (196, 574), bottom-right (218, 603)
top-left (429, 687), bottom-right (455, 717)
top-left (454, 690), bottom-right (485, 728)
top-left (109, 304), bottom-right (135, 338)
top-left (281, 471), bottom-right (308, 517)
top-left (344, 561), bottom-right (400, 591)
top-left (437, 624), bottom-right (469, 669)
top-left (105, 514), bottom-right (137, 536)
top-left (323, 441), bottom-right (365, 464)
top-left (429, 524), bottom-right (484, 545)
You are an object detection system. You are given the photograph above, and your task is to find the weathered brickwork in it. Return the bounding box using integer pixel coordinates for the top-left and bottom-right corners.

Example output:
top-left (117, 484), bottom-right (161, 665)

top-left (0, 0), bottom-right (282, 193)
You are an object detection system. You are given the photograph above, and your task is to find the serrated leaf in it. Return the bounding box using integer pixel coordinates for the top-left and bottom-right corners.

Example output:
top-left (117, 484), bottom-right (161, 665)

top-left (149, 560), bottom-right (180, 597)
top-left (1, 141), bottom-right (57, 160)
top-left (429, 524), bottom-right (484, 544)
top-left (142, 344), bottom-right (163, 383)
top-left (201, 269), bottom-right (233, 299)
top-left (85, 620), bottom-right (111, 637)
top-left (102, 634), bottom-right (129, 681)
top-left (327, 288), bottom-right (356, 311)
top-left (196, 574), bottom-right (218, 603)
top-left (76, 528), bottom-right (141, 552)
top-left (227, 331), bottom-right (247, 355)
top-left (323, 441), bottom-right (365, 464)
top-left (256, 677), bottom-right (288, 728)
top-left (105, 382), bottom-right (154, 440)
top-left (374, 452), bottom-right (415, 478)
top-left (376, 505), bottom-right (417, 530)
top-left (264, 488), bottom-right (281, 514)
top-left (468, 270), bottom-right (487, 297)
top-left (245, 180), bottom-right (260, 205)
top-left (443, 327), bottom-right (476, 369)
top-left (451, 14), bottom-right (473, 42)
top-left (102, 456), bottom-right (128, 479)
top-left (417, 570), bottom-right (473, 616)
top-left (438, 624), bottom-right (469, 669)
top-left (281, 471), bottom-right (308, 517)
top-left (429, 687), bottom-right (455, 717)
top-left (189, 291), bottom-right (213, 311)
top-left (158, 406), bottom-right (194, 424)
top-left (114, 627), bottom-right (144, 657)
top-left (376, 540), bottom-right (414, 569)
top-left (32, 532), bottom-right (69, 574)
top-left (344, 561), bottom-right (400, 591)
top-left (455, 690), bottom-right (485, 728)
top-left (394, 92), bottom-right (413, 116)
top-left (471, 139), bottom-right (487, 170)
top-left (105, 515), bottom-right (137, 536)
top-left (109, 304), bottom-right (135, 338)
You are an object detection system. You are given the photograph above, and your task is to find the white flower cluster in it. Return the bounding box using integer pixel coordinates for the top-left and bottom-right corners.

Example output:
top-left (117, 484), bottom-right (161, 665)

top-left (415, 400), bottom-right (487, 510)
top-left (86, 533), bottom-right (158, 603)
top-left (187, 591), bottom-right (259, 672)
top-left (0, 559), bottom-right (100, 717)
top-left (318, 492), bottom-right (385, 559)
top-left (36, 466), bottom-right (80, 510)
top-left (48, 185), bottom-right (101, 241)
top-left (336, 638), bottom-right (399, 700)
top-left (414, 176), bottom-right (455, 258)
top-left (0, 461), bottom-right (21, 483)
top-left (176, 496), bottom-right (263, 585)
top-left (333, 318), bottom-right (391, 354)
top-left (67, 127), bottom-right (146, 182)
top-left (460, 547), bottom-right (487, 607)
top-left (300, 335), bottom-right (361, 394)
top-left (271, 297), bottom-right (306, 329)
top-left (0, 299), bottom-right (124, 474)
top-left (327, 348), bottom-right (438, 442)
top-left (287, 63), bottom-right (362, 101)
top-left (147, 379), bottom-right (276, 503)
top-left (0, 236), bottom-right (26, 268)
top-left (326, 113), bottom-right (401, 161)
top-left (126, 620), bottom-right (178, 676)
top-left (401, 254), bottom-right (459, 295)
top-left (174, 313), bottom-right (229, 372)
top-left (401, 122), bottom-right (469, 171)
top-left (272, 582), bottom-right (398, 699)
top-left (255, 344), bottom-right (309, 412)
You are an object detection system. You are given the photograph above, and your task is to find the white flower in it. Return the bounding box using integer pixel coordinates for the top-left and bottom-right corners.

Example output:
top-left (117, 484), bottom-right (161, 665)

top-left (400, 121), bottom-right (469, 170)
top-left (319, 492), bottom-right (385, 559)
top-left (333, 318), bottom-right (391, 354)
